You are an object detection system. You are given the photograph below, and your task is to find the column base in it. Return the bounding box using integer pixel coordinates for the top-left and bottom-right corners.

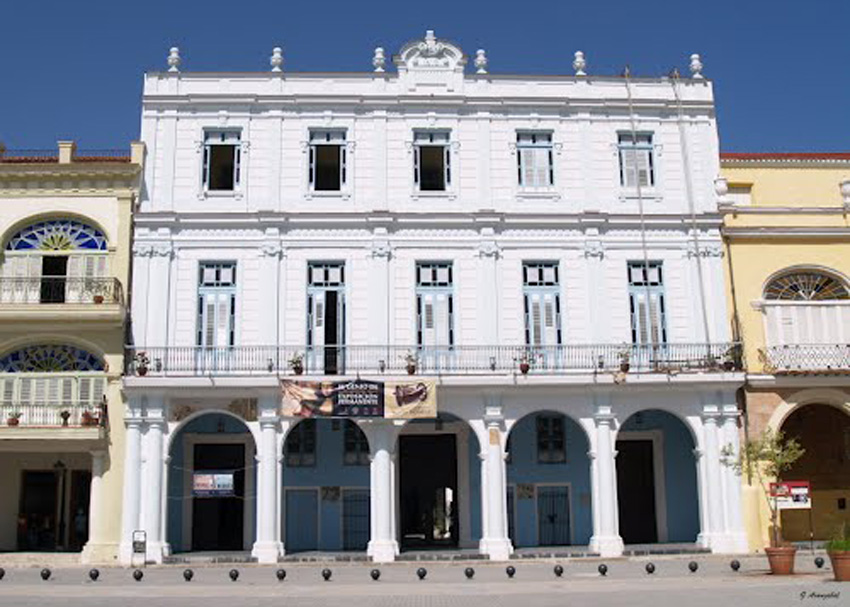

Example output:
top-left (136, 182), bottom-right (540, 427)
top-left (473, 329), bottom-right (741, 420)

top-left (704, 532), bottom-right (749, 554)
top-left (478, 537), bottom-right (513, 561)
top-left (589, 534), bottom-right (624, 557)
top-left (145, 541), bottom-right (169, 564)
top-left (252, 541), bottom-right (284, 563)
top-left (81, 541), bottom-right (119, 564)
top-left (367, 539), bottom-right (399, 563)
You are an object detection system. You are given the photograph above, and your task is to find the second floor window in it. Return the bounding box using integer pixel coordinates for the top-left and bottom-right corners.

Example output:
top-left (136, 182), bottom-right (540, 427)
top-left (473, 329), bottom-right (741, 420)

top-left (285, 420), bottom-right (316, 467)
top-left (628, 261), bottom-right (667, 346)
top-left (517, 132), bottom-right (554, 187)
top-left (618, 132), bottom-right (655, 188)
top-left (414, 130), bottom-right (451, 191)
top-left (523, 262), bottom-right (562, 347)
top-left (197, 262), bottom-right (236, 348)
top-left (309, 130), bottom-right (346, 191)
top-left (203, 130), bottom-right (241, 192)
top-left (537, 414), bottom-right (566, 463)
top-left (416, 262), bottom-right (454, 348)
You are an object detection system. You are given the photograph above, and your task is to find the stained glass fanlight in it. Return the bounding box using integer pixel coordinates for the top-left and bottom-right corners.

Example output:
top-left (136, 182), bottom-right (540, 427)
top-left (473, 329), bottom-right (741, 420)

top-left (764, 271), bottom-right (850, 301)
top-left (5, 219), bottom-right (107, 251)
top-left (0, 345), bottom-right (105, 372)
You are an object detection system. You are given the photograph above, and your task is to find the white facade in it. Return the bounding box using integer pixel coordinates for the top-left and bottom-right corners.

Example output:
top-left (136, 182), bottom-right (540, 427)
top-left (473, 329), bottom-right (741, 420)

top-left (123, 32), bottom-right (747, 564)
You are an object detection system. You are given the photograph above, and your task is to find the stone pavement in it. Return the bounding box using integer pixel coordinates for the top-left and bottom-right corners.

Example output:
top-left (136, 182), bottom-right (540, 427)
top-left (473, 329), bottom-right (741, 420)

top-left (0, 555), bottom-right (843, 606)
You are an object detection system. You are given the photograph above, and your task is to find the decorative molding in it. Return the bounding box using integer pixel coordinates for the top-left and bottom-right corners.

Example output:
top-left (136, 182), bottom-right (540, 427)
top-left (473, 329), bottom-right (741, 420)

top-left (260, 241), bottom-right (284, 258)
top-left (686, 241), bottom-right (723, 258)
top-left (583, 240), bottom-right (605, 259)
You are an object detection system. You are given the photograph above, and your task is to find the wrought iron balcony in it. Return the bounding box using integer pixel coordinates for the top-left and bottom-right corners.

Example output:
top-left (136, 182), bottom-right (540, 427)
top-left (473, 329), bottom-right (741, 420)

top-left (0, 277), bottom-right (123, 305)
top-left (763, 344), bottom-right (850, 374)
top-left (0, 373), bottom-right (107, 428)
top-left (126, 343), bottom-right (742, 377)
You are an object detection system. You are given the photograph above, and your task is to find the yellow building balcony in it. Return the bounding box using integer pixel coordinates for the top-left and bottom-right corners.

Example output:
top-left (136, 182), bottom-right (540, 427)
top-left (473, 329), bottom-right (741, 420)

top-left (0, 277), bottom-right (124, 326)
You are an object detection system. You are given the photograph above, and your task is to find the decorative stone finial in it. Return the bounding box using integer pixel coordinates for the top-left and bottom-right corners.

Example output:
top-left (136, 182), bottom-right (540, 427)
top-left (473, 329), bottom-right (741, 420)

top-left (270, 47), bottom-right (283, 72)
top-left (373, 47), bottom-right (386, 72)
top-left (474, 49), bottom-right (488, 74)
top-left (573, 51), bottom-right (587, 76)
top-left (690, 53), bottom-right (704, 79)
top-left (841, 179), bottom-right (850, 205)
top-left (167, 47), bottom-right (181, 73)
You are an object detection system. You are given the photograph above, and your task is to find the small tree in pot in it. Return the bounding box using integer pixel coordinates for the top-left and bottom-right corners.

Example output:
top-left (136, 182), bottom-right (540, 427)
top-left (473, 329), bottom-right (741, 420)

top-left (288, 352), bottom-right (304, 375)
top-left (826, 522), bottom-right (850, 582)
top-left (722, 428), bottom-right (804, 575)
top-left (403, 350), bottom-right (418, 375)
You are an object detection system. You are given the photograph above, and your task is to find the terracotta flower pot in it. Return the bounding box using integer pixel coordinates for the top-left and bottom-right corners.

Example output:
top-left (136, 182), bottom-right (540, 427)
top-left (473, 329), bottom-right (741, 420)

top-left (765, 546), bottom-right (797, 575)
top-left (93, 295), bottom-right (104, 304)
top-left (7, 417), bottom-right (19, 427)
top-left (828, 551), bottom-right (850, 582)
top-left (519, 362), bottom-right (530, 375)
top-left (406, 364), bottom-right (416, 375)
top-left (292, 364), bottom-right (303, 375)
top-left (137, 366), bottom-right (148, 377)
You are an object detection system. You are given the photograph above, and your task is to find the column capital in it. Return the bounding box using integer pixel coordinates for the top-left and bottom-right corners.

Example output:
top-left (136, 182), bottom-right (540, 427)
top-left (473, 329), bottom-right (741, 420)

top-left (259, 416), bottom-right (280, 429)
top-left (594, 412), bottom-right (616, 426)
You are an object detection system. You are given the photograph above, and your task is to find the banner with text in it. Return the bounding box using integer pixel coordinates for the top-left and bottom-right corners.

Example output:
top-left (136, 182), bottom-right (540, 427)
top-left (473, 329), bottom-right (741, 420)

top-left (280, 379), bottom-right (437, 419)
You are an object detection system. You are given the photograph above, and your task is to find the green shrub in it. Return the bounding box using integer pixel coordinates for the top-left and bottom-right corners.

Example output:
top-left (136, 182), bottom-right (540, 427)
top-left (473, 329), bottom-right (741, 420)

top-left (826, 523), bottom-right (850, 552)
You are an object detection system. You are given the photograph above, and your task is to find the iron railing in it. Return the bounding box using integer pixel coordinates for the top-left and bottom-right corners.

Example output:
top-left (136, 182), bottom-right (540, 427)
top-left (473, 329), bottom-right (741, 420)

top-left (0, 277), bottom-right (123, 305)
top-left (764, 344), bottom-right (850, 373)
top-left (0, 372), bottom-right (107, 427)
top-left (126, 343), bottom-right (742, 377)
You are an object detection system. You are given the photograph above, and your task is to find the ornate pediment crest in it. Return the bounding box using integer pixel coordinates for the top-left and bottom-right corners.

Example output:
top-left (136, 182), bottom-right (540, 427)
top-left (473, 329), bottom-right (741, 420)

top-left (395, 30), bottom-right (466, 84)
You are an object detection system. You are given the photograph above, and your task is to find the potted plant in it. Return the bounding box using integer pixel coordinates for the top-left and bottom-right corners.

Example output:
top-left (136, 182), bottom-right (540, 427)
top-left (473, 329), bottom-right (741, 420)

top-left (722, 345), bottom-right (739, 371)
top-left (93, 294), bottom-right (105, 304)
top-left (288, 352), bottom-right (304, 375)
top-left (403, 350), bottom-right (418, 375)
top-left (618, 344), bottom-right (631, 373)
top-left (722, 428), bottom-right (805, 575)
top-left (81, 410), bottom-right (99, 427)
top-left (517, 351), bottom-right (531, 375)
top-left (60, 410), bottom-right (71, 427)
top-left (826, 522), bottom-right (850, 582)
top-left (6, 412), bottom-right (21, 427)
top-left (134, 351), bottom-right (150, 376)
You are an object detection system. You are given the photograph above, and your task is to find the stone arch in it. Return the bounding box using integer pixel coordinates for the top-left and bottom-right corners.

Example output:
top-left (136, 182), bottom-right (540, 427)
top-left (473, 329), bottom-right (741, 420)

top-left (765, 388), bottom-right (850, 434)
top-left (166, 408), bottom-right (259, 454)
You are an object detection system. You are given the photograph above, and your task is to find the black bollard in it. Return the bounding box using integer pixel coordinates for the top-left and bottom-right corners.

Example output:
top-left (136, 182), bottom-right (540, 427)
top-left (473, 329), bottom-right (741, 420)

top-left (322, 568), bottom-right (332, 581)
top-left (229, 569), bottom-right (239, 582)
top-left (89, 569), bottom-right (100, 582)
top-left (416, 567), bottom-right (427, 580)
top-left (730, 560), bottom-right (741, 572)
top-left (598, 563), bottom-right (608, 576)
top-left (554, 564), bottom-right (564, 577)
top-left (645, 563), bottom-right (655, 575)
top-left (0, 568), bottom-right (5, 581)
top-left (688, 561), bottom-right (698, 573)
top-left (276, 568), bottom-right (287, 581)
top-left (464, 567), bottom-right (475, 579)
top-left (133, 569), bottom-right (143, 582)
top-left (370, 569), bottom-right (380, 581)
top-left (814, 557), bottom-right (824, 569)
top-left (506, 565), bottom-right (516, 578)
top-left (40, 568), bottom-right (51, 581)
top-left (183, 569), bottom-right (193, 582)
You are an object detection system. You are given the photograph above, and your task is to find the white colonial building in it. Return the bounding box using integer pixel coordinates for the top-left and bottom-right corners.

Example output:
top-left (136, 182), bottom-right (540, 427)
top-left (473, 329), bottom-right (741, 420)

top-left (123, 32), bottom-right (747, 565)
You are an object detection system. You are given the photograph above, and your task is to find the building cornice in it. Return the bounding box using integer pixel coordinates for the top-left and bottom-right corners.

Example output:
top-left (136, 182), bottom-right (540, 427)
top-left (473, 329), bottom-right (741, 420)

top-left (721, 153), bottom-right (850, 168)
top-left (722, 226), bottom-right (850, 239)
top-left (719, 206), bottom-right (847, 215)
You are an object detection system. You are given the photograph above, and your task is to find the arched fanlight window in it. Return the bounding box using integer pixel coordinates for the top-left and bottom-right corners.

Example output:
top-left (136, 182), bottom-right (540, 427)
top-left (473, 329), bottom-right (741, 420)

top-left (0, 345), bottom-right (105, 372)
top-left (764, 271), bottom-right (850, 301)
top-left (6, 218), bottom-right (107, 251)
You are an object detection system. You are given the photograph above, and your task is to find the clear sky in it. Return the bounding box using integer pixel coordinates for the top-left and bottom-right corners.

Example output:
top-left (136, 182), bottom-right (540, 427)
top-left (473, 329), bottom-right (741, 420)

top-left (0, 0), bottom-right (846, 152)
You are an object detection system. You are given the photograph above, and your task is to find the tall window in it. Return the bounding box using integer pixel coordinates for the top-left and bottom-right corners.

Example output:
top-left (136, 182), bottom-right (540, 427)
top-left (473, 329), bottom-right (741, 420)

top-left (414, 131), bottom-right (451, 191)
top-left (618, 133), bottom-right (655, 188)
top-left (307, 262), bottom-right (346, 375)
top-left (202, 130), bottom-right (241, 192)
top-left (416, 262), bottom-right (454, 348)
top-left (285, 420), bottom-right (316, 467)
top-left (523, 262), bottom-right (562, 347)
top-left (536, 414), bottom-right (566, 464)
top-left (197, 262), bottom-right (236, 348)
top-left (343, 422), bottom-right (370, 466)
top-left (628, 261), bottom-right (667, 345)
top-left (309, 130), bottom-right (347, 191)
top-left (517, 132), bottom-right (554, 188)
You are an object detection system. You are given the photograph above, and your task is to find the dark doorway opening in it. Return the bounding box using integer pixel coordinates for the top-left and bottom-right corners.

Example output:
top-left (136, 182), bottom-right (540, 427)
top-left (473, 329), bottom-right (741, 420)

top-left (18, 471), bottom-right (59, 550)
top-left (69, 471), bottom-right (91, 551)
top-left (615, 439), bottom-right (658, 544)
top-left (399, 434), bottom-right (458, 549)
top-left (40, 256), bottom-right (67, 303)
top-left (192, 443), bottom-right (245, 551)
top-left (323, 290), bottom-right (341, 374)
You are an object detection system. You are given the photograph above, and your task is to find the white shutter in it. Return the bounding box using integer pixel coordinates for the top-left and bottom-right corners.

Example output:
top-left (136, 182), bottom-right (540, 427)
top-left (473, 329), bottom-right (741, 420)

top-left (636, 294), bottom-right (649, 344)
top-left (66, 254), bottom-right (82, 302)
top-left (79, 377), bottom-right (92, 405)
top-left (542, 293), bottom-right (559, 345)
top-left (422, 293), bottom-right (436, 347)
top-left (203, 296), bottom-right (216, 346)
top-left (520, 149), bottom-right (536, 186)
top-left (433, 293), bottom-right (450, 346)
top-left (648, 293), bottom-right (662, 343)
top-left (622, 149), bottom-right (637, 187)
top-left (0, 378), bottom-right (13, 405)
top-left (214, 293), bottom-right (229, 347)
top-left (530, 295), bottom-right (543, 345)
top-left (311, 291), bottom-right (326, 346)
top-left (19, 378), bottom-right (32, 405)
top-left (636, 149), bottom-right (651, 187)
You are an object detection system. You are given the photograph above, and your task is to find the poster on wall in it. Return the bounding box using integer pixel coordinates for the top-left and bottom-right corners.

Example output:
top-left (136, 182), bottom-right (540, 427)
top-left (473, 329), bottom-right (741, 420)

top-left (193, 472), bottom-right (235, 498)
top-left (770, 480), bottom-right (811, 510)
top-left (280, 379), bottom-right (436, 419)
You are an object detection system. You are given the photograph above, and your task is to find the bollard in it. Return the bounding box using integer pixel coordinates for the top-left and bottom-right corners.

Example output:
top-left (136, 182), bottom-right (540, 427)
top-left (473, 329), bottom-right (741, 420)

top-left (229, 569), bottom-right (239, 582)
top-left (553, 564), bottom-right (564, 577)
top-left (322, 568), bottom-right (332, 581)
top-left (370, 569), bottom-right (380, 581)
top-left (183, 569), bottom-right (193, 582)
top-left (276, 568), bottom-right (287, 581)
top-left (506, 565), bottom-right (516, 578)
top-left (645, 563), bottom-right (655, 575)
top-left (133, 569), bottom-right (143, 582)
top-left (814, 557), bottom-right (824, 569)
top-left (464, 567), bottom-right (475, 579)
top-left (730, 560), bottom-right (741, 572)
top-left (40, 568), bottom-right (51, 581)
top-left (89, 569), bottom-right (100, 582)
top-left (598, 564), bottom-right (608, 576)
top-left (416, 567), bottom-right (427, 580)
top-left (688, 561), bottom-right (698, 573)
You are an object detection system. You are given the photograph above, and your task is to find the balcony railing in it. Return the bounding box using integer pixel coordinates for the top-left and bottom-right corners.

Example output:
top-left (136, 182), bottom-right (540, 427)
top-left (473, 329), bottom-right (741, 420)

top-left (126, 343), bottom-right (741, 377)
top-left (764, 344), bottom-right (850, 373)
top-left (0, 277), bottom-right (123, 305)
top-left (0, 373), bottom-right (107, 428)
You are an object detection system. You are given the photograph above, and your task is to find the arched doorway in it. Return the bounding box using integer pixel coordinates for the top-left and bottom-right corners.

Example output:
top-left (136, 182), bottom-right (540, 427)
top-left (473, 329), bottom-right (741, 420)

top-left (397, 413), bottom-right (481, 550)
top-left (616, 409), bottom-right (699, 545)
top-left (282, 419), bottom-right (371, 553)
top-left (505, 411), bottom-right (591, 548)
top-left (166, 412), bottom-right (256, 553)
top-left (779, 404), bottom-right (850, 540)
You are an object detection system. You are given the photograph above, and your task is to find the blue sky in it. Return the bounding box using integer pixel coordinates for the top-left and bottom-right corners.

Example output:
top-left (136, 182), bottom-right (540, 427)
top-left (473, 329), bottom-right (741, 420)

top-left (0, 0), bottom-right (846, 151)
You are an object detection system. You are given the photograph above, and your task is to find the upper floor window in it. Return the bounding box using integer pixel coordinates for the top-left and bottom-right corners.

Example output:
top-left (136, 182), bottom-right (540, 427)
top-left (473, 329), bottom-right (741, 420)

top-left (523, 262), bottom-right (561, 347)
top-left (309, 130), bottom-right (347, 192)
top-left (628, 261), bottom-right (667, 346)
top-left (618, 133), bottom-right (654, 188)
top-left (536, 414), bottom-right (566, 464)
top-left (414, 130), bottom-right (451, 192)
top-left (285, 420), bottom-right (316, 467)
top-left (416, 262), bottom-right (454, 348)
top-left (203, 130), bottom-right (241, 192)
top-left (764, 271), bottom-right (850, 301)
top-left (517, 132), bottom-right (554, 188)
top-left (197, 262), bottom-right (236, 348)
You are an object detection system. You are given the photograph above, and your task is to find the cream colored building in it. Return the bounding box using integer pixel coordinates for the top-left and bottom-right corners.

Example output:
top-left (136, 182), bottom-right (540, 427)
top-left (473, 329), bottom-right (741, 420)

top-left (0, 141), bottom-right (142, 562)
top-left (720, 152), bottom-right (850, 550)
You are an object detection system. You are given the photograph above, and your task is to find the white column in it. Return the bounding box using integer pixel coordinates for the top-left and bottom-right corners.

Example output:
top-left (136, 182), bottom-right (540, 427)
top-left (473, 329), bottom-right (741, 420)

top-left (80, 450), bottom-right (106, 563)
top-left (144, 417), bottom-right (166, 563)
top-left (721, 409), bottom-right (748, 553)
top-left (363, 421), bottom-right (399, 562)
top-left (118, 416), bottom-right (143, 564)
top-left (702, 412), bottom-right (729, 552)
top-left (252, 403), bottom-right (283, 562)
top-left (478, 421), bottom-right (512, 560)
top-left (589, 412), bottom-right (624, 557)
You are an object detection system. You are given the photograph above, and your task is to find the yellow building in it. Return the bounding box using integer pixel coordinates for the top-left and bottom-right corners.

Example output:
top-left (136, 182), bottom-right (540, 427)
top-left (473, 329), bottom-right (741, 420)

top-left (720, 152), bottom-right (850, 550)
top-left (0, 141), bottom-right (142, 563)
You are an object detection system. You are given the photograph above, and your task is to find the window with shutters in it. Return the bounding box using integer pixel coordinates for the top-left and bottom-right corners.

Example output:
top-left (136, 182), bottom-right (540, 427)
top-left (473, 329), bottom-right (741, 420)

top-left (309, 130), bottom-right (347, 192)
top-left (628, 261), bottom-right (667, 346)
top-left (523, 262), bottom-right (562, 347)
top-left (343, 421), bottom-right (370, 466)
top-left (202, 130), bottom-right (241, 192)
top-left (618, 133), bottom-right (655, 188)
top-left (197, 262), bottom-right (237, 348)
top-left (307, 263), bottom-right (346, 374)
top-left (536, 414), bottom-right (566, 464)
top-left (413, 130), bottom-right (451, 192)
top-left (517, 132), bottom-right (554, 188)
top-left (416, 262), bottom-right (454, 349)
top-left (285, 420), bottom-right (317, 467)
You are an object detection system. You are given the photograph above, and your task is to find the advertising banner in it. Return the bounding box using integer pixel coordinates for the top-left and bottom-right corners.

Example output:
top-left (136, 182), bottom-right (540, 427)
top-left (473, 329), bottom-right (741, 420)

top-left (193, 472), bottom-right (235, 498)
top-left (281, 379), bottom-right (436, 419)
top-left (770, 480), bottom-right (811, 510)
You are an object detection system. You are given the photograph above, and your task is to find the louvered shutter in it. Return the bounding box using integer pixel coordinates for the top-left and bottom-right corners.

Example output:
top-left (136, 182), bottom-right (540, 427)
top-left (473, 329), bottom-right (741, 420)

top-left (340, 146), bottom-right (347, 186)
top-left (531, 297), bottom-right (543, 345)
top-left (636, 149), bottom-right (651, 187)
top-left (648, 293), bottom-right (662, 344)
top-left (66, 255), bottom-right (83, 302)
top-left (1, 377), bottom-right (13, 406)
top-left (311, 291), bottom-right (326, 346)
top-left (542, 293), bottom-right (560, 345)
top-left (422, 293), bottom-right (436, 347)
top-left (622, 148), bottom-right (637, 188)
top-left (521, 149), bottom-right (536, 186)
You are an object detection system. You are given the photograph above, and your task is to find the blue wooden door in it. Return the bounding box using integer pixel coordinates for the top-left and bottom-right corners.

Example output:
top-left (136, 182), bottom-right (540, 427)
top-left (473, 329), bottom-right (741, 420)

top-left (286, 489), bottom-right (318, 552)
top-left (342, 489), bottom-right (370, 550)
top-left (537, 485), bottom-right (571, 546)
